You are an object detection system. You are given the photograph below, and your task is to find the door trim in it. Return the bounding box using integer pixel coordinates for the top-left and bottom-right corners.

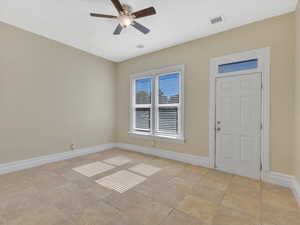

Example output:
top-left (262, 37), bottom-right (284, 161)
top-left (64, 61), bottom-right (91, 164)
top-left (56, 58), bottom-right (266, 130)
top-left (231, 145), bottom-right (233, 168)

top-left (209, 47), bottom-right (270, 175)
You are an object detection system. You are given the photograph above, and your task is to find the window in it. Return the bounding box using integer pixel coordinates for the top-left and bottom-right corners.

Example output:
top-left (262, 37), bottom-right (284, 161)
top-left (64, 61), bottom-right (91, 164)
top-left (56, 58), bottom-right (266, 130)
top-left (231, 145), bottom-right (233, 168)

top-left (130, 65), bottom-right (184, 141)
top-left (133, 78), bottom-right (152, 132)
top-left (218, 59), bottom-right (258, 73)
top-left (157, 73), bottom-right (180, 134)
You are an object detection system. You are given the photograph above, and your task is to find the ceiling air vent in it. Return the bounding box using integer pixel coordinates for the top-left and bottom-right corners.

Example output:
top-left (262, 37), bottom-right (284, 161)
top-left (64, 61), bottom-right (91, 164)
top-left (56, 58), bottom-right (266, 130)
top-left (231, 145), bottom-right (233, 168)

top-left (210, 16), bottom-right (223, 25)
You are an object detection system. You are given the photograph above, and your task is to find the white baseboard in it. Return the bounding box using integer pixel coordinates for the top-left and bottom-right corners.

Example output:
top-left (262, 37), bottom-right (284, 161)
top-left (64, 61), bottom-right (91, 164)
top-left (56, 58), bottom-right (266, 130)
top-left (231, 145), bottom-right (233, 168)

top-left (262, 171), bottom-right (294, 188)
top-left (0, 141), bottom-right (299, 206)
top-left (116, 142), bottom-right (210, 168)
top-left (116, 143), bottom-right (300, 206)
top-left (262, 171), bottom-right (300, 206)
top-left (291, 177), bottom-right (300, 206)
top-left (0, 143), bottom-right (116, 175)
top-left (0, 142), bottom-right (208, 175)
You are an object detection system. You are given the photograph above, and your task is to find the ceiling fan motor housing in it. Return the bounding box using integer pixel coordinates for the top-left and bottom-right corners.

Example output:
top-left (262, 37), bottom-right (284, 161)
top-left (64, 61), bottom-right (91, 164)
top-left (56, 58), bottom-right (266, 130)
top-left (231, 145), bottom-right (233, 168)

top-left (121, 4), bottom-right (132, 15)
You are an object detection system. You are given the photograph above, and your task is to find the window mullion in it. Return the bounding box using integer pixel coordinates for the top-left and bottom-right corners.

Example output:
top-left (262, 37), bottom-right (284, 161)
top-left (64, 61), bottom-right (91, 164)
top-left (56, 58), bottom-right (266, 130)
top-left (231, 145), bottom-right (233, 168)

top-left (152, 76), bottom-right (156, 136)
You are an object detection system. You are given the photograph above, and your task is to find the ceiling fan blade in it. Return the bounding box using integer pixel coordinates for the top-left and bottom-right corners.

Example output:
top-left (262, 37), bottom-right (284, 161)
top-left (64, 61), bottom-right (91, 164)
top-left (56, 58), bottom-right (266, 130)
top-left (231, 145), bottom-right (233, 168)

top-left (111, 0), bottom-right (124, 14)
top-left (131, 21), bottom-right (150, 34)
top-left (90, 13), bottom-right (117, 19)
top-left (132, 7), bottom-right (156, 19)
top-left (113, 24), bottom-right (123, 35)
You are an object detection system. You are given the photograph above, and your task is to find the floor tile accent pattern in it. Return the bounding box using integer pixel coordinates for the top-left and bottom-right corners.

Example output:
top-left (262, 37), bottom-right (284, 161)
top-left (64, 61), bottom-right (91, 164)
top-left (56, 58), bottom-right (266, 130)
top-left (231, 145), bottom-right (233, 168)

top-left (95, 170), bottom-right (146, 193)
top-left (129, 163), bottom-right (161, 176)
top-left (0, 149), bottom-right (299, 225)
top-left (103, 156), bottom-right (132, 166)
top-left (72, 161), bottom-right (114, 177)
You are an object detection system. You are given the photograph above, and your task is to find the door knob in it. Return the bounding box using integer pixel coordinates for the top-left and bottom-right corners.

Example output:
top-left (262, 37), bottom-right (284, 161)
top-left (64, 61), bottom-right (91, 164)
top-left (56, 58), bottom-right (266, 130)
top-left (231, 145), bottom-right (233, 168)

top-left (216, 127), bottom-right (221, 131)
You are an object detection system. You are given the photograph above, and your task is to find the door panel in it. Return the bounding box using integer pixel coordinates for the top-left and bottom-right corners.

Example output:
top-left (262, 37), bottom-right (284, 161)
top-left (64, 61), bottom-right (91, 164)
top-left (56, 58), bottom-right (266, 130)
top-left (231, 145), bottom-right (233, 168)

top-left (220, 134), bottom-right (235, 159)
top-left (216, 73), bottom-right (261, 179)
top-left (240, 135), bottom-right (255, 161)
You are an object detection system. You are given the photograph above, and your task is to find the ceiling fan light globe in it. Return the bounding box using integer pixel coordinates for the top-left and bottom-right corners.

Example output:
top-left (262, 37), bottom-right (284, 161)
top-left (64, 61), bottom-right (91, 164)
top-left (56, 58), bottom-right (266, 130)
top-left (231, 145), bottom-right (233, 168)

top-left (118, 15), bottom-right (133, 27)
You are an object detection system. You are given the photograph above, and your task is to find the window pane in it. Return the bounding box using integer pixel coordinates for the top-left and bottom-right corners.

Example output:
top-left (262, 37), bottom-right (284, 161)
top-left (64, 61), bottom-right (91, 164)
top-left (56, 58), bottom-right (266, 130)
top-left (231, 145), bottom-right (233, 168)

top-left (158, 107), bottom-right (178, 133)
top-left (135, 108), bottom-right (151, 131)
top-left (218, 59), bottom-right (258, 74)
top-left (159, 73), bottom-right (180, 104)
top-left (135, 78), bottom-right (151, 104)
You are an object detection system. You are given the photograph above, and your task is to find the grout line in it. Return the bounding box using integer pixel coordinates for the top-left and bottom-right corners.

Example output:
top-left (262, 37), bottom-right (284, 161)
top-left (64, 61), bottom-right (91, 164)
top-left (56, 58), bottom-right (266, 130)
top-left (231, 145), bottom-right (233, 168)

top-left (214, 174), bottom-right (234, 220)
top-left (158, 207), bottom-right (175, 225)
top-left (219, 174), bottom-right (234, 204)
top-left (259, 177), bottom-right (263, 225)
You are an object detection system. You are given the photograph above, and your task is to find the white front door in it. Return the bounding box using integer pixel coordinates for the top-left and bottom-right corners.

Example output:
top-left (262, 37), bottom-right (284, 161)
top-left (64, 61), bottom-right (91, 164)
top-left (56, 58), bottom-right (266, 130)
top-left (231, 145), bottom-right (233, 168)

top-left (215, 73), bottom-right (261, 179)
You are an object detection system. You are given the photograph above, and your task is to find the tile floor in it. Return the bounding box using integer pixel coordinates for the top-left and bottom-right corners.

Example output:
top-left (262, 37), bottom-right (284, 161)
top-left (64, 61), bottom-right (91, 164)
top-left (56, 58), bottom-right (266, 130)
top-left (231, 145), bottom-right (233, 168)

top-left (0, 148), bottom-right (299, 225)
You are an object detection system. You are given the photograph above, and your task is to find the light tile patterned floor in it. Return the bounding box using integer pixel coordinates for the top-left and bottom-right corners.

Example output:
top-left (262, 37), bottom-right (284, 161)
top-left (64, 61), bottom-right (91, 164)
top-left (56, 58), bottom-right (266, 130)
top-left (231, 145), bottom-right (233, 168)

top-left (95, 170), bottom-right (146, 193)
top-left (0, 148), bottom-right (299, 225)
top-left (72, 161), bottom-right (114, 177)
top-left (129, 163), bottom-right (161, 176)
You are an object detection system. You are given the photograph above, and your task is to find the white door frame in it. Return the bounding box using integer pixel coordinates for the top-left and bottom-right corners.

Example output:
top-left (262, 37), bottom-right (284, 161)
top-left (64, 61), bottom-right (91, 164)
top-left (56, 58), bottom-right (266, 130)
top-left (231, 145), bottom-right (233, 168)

top-left (209, 47), bottom-right (270, 174)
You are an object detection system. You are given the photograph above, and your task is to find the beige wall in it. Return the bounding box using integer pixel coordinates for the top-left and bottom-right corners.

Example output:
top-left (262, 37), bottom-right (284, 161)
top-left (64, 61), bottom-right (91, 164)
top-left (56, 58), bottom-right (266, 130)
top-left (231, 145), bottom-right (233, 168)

top-left (0, 22), bottom-right (116, 163)
top-left (294, 2), bottom-right (300, 183)
top-left (0, 12), bottom-right (297, 176)
top-left (116, 13), bottom-right (295, 175)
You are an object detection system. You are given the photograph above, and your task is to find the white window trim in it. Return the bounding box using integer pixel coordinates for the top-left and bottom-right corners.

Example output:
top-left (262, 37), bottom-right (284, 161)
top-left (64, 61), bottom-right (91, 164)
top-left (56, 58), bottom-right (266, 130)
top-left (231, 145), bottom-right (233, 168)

top-left (129, 65), bottom-right (185, 142)
top-left (209, 47), bottom-right (270, 173)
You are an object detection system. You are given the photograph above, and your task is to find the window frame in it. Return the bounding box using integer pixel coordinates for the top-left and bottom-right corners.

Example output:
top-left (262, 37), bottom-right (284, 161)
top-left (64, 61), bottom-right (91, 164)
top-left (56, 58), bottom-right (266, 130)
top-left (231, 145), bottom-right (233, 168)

top-left (129, 65), bottom-right (185, 142)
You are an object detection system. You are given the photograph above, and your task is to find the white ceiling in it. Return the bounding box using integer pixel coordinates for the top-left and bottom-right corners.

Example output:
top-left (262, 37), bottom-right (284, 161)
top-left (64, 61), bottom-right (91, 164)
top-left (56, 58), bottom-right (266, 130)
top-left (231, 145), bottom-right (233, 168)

top-left (0, 0), bottom-right (298, 62)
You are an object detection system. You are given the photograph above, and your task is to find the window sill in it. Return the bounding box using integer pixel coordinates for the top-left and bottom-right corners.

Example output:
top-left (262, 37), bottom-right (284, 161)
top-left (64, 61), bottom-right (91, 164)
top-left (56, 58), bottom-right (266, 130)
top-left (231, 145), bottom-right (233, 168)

top-left (128, 131), bottom-right (185, 144)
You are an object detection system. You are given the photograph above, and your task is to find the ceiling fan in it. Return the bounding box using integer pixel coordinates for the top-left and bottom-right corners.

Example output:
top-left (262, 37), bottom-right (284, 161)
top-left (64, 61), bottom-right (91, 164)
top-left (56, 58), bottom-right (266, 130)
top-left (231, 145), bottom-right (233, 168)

top-left (90, 0), bottom-right (156, 35)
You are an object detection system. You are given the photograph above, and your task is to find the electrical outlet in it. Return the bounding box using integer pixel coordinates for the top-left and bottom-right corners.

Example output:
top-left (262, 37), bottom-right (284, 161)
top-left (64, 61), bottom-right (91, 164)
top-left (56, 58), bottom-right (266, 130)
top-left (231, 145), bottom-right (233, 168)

top-left (70, 144), bottom-right (76, 150)
top-left (152, 140), bottom-right (155, 147)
